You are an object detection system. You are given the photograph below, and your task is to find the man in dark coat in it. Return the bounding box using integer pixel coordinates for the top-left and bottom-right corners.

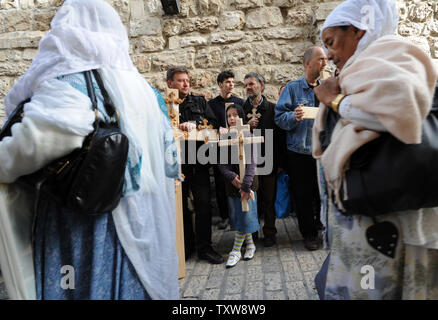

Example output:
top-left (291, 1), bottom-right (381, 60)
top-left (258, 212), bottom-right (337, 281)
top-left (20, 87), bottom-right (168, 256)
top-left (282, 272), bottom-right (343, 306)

top-left (242, 72), bottom-right (285, 247)
top-left (167, 67), bottom-right (223, 264)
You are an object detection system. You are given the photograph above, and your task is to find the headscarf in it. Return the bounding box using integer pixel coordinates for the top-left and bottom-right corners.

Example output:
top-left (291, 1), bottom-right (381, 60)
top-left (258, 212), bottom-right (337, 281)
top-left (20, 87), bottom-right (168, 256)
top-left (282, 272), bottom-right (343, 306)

top-left (4, 0), bottom-right (178, 299)
top-left (321, 0), bottom-right (399, 55)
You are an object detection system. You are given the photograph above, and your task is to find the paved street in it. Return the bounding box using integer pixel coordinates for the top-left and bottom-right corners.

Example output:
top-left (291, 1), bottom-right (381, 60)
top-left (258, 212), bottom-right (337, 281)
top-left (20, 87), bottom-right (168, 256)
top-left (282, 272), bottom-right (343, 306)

top-left (179, 215), bottom-right (328, 300)
top-left (0, 215), bottom-right (328, 300)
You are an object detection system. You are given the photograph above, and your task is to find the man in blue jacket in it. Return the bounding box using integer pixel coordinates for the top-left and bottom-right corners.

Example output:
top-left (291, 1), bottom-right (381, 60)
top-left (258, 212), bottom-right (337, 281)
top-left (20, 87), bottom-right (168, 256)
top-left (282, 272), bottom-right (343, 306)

top-left (274, 47), bottom-right (327, 251)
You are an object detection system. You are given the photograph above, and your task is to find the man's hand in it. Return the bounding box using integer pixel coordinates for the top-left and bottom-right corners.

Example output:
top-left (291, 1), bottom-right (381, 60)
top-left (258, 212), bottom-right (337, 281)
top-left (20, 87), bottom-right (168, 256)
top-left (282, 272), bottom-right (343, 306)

top-left (179, 122), bottom-right (196, 132)
top-left (295, 105), bottom-right (304, 122)
top-left (313, 77), bottom-right (341, 107)
top-left (248, 117), bottom-right (259, 129)
top-left (232, 176), bottom-right (242, 189)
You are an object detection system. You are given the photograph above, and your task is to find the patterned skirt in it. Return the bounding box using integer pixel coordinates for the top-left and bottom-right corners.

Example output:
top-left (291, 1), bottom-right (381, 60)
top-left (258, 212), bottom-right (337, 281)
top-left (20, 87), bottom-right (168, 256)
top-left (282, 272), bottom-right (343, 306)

top-left (33, 196), bottom-right (151, 300)
top-left (321, 202), bottom-right (438, 300)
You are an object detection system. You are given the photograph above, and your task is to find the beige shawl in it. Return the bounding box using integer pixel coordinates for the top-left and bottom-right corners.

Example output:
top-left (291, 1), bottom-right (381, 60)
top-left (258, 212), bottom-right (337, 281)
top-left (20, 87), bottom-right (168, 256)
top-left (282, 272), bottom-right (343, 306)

top-left (313, 35), bottom-right (437, 211)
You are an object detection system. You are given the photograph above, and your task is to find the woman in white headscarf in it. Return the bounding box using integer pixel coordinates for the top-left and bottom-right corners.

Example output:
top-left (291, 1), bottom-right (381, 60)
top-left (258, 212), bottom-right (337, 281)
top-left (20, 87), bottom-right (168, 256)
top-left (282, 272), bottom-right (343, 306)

top-left (0, 0), bottom-right (179, 299)
top-left (312, 0), bottom-right (438, 299)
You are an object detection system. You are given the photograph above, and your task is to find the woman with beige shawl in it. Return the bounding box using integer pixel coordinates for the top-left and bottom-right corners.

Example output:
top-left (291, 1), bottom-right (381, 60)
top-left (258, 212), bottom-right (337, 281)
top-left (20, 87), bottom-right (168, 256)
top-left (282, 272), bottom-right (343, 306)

top-left (313, 0), bottom-right (438, 299)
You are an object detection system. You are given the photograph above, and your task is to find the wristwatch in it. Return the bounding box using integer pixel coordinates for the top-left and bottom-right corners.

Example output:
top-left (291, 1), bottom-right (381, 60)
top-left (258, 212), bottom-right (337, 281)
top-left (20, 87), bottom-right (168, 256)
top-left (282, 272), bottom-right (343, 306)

top-left (330, 94), bottom-right (346, 113)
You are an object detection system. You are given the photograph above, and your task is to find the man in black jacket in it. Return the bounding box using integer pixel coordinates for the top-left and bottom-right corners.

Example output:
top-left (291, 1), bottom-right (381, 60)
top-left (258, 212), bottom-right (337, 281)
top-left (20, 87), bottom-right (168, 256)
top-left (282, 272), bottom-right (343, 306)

top-left (167, 67), bottom-right (223, 264)
top-left (243, 72), bottom-right (285, 247)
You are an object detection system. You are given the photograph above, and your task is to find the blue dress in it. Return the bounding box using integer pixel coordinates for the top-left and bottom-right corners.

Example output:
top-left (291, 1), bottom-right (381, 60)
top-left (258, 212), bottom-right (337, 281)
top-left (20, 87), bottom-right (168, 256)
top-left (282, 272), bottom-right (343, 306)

top-left (227, 194), bottom-right (259, 234)
top-left (33, 72), bottom-right (152, 300)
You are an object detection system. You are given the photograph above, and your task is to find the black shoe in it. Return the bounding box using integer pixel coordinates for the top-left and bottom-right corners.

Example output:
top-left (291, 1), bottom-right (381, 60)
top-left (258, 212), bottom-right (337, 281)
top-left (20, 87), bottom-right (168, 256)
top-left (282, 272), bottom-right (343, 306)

top-left (263, 236), bottom-right (276, 247)
top-left (304, 237), bottom-right (319, 251)
top-left (217, 218), bottom-right (229, 230)
top-left (198, 248), bottom-right (224, 264)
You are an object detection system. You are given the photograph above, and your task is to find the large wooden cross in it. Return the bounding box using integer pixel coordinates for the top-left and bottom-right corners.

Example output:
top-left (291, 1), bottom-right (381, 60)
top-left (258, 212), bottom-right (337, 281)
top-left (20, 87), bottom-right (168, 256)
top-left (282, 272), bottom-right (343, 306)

top-left (218, 118), bottom-right (264, 211)
top-left (164, 88), bottom-right (186, 279)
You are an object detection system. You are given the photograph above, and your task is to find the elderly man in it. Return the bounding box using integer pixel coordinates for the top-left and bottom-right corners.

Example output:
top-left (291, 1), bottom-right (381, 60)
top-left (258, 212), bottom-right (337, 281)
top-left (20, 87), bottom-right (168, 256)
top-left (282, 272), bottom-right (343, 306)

top-left (167, 67), bottom-right (224, 264)
top-left (243, 72), bottom-right (285, 247)
top-left (274, 47), bottom-right (327, 251)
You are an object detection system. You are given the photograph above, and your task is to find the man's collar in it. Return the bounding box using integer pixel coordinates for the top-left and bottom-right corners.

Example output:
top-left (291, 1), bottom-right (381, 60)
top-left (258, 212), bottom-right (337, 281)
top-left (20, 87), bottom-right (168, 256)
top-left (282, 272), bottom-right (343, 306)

top-left (301, 75), bottom-right (321, 89)
top-left (248, 95), bottom-right (267, 110)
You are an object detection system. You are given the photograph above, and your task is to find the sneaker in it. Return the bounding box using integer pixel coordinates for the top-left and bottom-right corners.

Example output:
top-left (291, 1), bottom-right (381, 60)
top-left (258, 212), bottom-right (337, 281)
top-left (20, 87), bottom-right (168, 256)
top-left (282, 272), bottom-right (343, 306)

top-left (243, 245), bottom-right (256, 260)
top-left (226, 251), bottom-right (241, 268)
top-left (217, 218), bottom-right (229, 230)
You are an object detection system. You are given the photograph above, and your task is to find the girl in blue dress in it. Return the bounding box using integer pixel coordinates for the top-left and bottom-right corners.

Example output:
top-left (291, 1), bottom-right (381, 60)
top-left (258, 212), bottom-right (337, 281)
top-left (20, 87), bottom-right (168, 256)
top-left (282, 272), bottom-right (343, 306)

top-left (218, 105), bottom-right (260, 268)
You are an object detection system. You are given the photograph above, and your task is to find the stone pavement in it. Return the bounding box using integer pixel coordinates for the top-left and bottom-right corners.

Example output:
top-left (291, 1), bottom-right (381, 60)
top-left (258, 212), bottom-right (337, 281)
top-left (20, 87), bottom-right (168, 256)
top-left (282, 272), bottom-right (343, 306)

top-left (0, 275), bottom-right (5, 300)
top-left (0, 216), bottom-right (328, 301)
top-left (179, 215), bottom-right (328, 300)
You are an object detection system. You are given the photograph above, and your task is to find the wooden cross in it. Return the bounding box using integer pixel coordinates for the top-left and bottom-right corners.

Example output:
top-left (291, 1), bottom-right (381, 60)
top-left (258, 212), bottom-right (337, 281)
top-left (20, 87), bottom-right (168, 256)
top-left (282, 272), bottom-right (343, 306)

top-left (164, 88), bottom-right (188, 279)
top-left (247, 107), bottom-right (261, 121)
top-left (218, 118), bottom-right (264, 211)
top-left (197, 118), bottom-right (213, 131)
top-left (164, 88), bottom-right (183, 128)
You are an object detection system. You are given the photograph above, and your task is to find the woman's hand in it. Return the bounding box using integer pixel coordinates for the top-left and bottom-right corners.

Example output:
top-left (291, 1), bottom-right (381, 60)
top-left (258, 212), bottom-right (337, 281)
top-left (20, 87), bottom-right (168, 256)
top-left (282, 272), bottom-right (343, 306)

top-left (232, 176), bottom-right (242, 189)
top-left (313, 77), bottom-right (341, 107)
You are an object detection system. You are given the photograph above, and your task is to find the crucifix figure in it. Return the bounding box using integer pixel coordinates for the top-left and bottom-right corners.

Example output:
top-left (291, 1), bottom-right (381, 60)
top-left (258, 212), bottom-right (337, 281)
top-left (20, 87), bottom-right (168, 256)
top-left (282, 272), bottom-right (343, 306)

top-left (247, 107), bottom-right (261, 122)
top-left (218, 118), bottom-right (264, 211)
top-left (164, 88), bottom-right (183, 128)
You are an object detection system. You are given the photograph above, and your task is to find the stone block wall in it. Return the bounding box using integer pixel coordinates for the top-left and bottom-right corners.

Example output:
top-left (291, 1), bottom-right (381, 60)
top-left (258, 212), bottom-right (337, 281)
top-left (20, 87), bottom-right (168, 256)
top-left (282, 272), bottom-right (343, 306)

top-left (0, 0), bottom-right (437, 121)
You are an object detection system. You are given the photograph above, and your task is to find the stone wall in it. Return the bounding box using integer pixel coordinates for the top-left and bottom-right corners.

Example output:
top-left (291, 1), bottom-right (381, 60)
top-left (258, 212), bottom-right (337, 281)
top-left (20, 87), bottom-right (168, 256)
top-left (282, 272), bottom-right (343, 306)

top-left (0, 0), bottom-right (437, 121)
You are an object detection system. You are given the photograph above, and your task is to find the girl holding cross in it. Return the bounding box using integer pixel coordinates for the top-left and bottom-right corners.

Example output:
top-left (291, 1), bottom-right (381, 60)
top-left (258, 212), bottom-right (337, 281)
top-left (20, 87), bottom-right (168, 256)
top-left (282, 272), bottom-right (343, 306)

top-left (218, 105), bottom-right (260, 268)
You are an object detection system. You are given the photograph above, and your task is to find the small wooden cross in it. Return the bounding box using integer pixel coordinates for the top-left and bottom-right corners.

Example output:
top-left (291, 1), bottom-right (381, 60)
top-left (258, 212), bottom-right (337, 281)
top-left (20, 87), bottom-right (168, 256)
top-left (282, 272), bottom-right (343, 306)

top-left (197, 118), bottom-right (213, 131)
top-left (164, 88), bottom-right (183, 128)
top-left (247, 107), bottom-right (261, 121)
top-left (218, 118), bottom-right (264, 211)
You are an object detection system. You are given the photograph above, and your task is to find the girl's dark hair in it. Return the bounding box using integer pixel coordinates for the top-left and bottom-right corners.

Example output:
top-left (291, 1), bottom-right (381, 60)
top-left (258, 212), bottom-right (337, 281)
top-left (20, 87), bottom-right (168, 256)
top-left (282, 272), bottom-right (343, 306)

top-left (226, 104), bottom-right (239, 117)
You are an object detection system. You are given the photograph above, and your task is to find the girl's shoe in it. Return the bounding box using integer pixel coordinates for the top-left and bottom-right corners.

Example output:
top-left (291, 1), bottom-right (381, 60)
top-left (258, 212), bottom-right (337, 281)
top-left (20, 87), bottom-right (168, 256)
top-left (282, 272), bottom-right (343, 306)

top-left (226, 251), bottom-right (241, 268)
top-left (243, 245), bottom-right (256, 260)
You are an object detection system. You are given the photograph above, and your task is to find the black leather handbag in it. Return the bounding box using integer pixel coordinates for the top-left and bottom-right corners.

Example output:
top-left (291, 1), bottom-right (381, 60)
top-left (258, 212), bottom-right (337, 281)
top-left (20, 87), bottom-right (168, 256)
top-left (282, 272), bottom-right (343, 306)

top-left (337, 83), bottom-right (438, 217)
top-left (0, 69), bottom-right (129, 215)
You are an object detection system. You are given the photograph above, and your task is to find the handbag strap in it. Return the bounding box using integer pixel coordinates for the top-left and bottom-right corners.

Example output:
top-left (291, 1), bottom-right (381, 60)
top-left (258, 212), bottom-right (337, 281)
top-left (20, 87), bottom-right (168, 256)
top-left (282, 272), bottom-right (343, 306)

top-left (83, 70), bottom-right (120, 128)
top-left (91, 69), bottom-right (119, 124)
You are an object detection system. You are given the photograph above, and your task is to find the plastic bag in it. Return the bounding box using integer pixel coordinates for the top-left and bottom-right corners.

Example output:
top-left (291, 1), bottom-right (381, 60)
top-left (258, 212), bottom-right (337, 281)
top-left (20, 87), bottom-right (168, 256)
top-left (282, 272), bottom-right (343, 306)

top-left (274, 171), bottom-right (291, 219)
